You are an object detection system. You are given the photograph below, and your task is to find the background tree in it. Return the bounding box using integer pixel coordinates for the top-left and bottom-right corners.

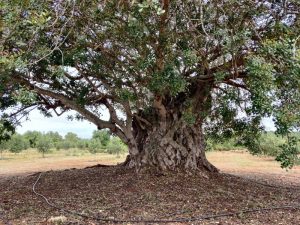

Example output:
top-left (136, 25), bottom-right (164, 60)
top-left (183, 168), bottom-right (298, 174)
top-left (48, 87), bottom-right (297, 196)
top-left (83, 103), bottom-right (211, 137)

top-left (1, 0), bottom-right (299, 172)
top-left (88, 139), bottom-right (103, 154)
top-left (23, 131), bottom-right (42, 148)
top-left (0, 140), bottom-right (8, 159)
top-left (107, 137), bottom-right (127, 155)
top-left (76, 139), bottom-right (89, 150)
top-left (0, 120), bottom-right (15, 159)
top-left (45, 131), bottom-right (63, 149)
top-left (64, 132), bottom-right (80, 149)
top-left (36, 136), bottom-right (51, 158)
top-left (92, 130), bottom-right (110, 147)
top-left (8, 134), bottom-right (28, 154)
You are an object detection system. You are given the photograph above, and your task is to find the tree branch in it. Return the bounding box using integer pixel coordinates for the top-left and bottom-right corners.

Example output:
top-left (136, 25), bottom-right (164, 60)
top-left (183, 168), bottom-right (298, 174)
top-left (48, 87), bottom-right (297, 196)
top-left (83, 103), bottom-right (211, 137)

top-left (11, 74), bottom-right (128, 142)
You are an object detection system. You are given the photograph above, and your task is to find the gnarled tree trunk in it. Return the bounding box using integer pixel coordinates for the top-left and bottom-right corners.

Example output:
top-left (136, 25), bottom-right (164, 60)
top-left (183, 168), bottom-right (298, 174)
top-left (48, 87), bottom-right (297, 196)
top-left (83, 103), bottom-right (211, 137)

top-left (124, 117), bottom-right (218, 173)
top-left (122, 84), bottom-right (218, 174)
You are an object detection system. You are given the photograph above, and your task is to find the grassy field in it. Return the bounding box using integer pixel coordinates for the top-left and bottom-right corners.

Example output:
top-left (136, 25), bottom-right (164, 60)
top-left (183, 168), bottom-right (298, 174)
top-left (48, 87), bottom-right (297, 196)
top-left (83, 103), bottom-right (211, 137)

top-left (0, 148), bottom-right (299, 179)
top-left (0, 148), bottom-right (126, 177)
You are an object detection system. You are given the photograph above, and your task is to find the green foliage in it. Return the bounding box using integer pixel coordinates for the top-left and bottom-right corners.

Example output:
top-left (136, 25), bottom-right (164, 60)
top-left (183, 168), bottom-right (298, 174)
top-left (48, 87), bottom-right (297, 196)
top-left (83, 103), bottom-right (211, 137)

top-left (257, 132), bottom-right (284, 156)
top-left (107, 137), bottom-right (127, 155)
top-left (206, 138), bottom-right (242, 152)
top-left (57, 141), bottom-right (71, 150)
top-left (45, 131), bottom-right (63, 149)
top-left (88, 139), bottom-right (103, 154)
top-left (8, 134), bottom-right (28, 154)
top-left (12, 88), bottom-right (37, 105)
top-left (76, 139), bottom-right (88, 150)
top-left (0, 120), bottom-right (15, 144)
top-left (208, 132), bottom-right (300, 168)
top-left (1, 0), bottom-right (300, 169)
top-left (183, 111), bottom-right (196, 125)
top-left (92, 130), bottom-right (110, 147)
top-left (117, 89), bottom-right (137, 102)
top-left (36, 136), bottom-right (52, 158)
top-left (23, 131), bottom-right (42, 148)
top-left (276, 136), bottom-right (300, 169)
top-left (246, 56), bottom-right (275, 116)
top-left (149, 64), bottom-right (187, 96)
top-left (0, 140), bottom-right (8, 159)
top-left (64, 132), bottom-right (79, 148)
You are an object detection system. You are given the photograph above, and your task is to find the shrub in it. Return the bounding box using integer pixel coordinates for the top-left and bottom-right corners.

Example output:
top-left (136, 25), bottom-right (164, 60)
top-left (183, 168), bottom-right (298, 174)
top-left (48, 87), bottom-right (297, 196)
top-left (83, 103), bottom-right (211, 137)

top-left (9, 134), bottom-right (28, 154)
top-left (58, 141), bottom-right (71, 150)
top-left (107, 137), bottom-right (127, 155)
top-left (77, 140), bottom-right (88, 149)
top-left (92, 130), bottom-right (110, 147)
top-left (206, 138), bottom-right (242, 152)
top-left (88, 139), bottom-right (103, 154)
top-left (64, 132), bottom-right (79, 148)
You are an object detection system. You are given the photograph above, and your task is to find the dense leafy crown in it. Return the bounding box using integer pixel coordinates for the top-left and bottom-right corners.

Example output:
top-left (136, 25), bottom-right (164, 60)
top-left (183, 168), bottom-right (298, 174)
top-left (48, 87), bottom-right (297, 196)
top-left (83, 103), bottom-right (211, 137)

top-left (1, 0), bottom-right (299, 167)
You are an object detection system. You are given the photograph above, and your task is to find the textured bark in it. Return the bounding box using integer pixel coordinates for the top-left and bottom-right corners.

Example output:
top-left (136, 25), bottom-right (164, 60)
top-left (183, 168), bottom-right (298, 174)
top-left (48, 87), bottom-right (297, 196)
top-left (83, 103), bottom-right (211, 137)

top-left (124, 119), bottom-right (218, 173)
top-left (120, 83), bottom-right (218, 173)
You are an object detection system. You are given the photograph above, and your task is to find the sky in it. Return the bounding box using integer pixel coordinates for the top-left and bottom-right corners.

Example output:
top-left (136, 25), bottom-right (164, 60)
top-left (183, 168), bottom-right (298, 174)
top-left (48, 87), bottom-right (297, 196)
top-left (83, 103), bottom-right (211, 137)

top-left (16, 109), bottom-right (276, 139)
top-left (16, 109), bottom-right (97, 139)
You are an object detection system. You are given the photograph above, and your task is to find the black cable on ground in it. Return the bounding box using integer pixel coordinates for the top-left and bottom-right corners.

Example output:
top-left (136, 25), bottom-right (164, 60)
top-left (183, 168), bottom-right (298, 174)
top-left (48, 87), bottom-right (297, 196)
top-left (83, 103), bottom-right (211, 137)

top-left (33, 172), bottom-right (300, 224)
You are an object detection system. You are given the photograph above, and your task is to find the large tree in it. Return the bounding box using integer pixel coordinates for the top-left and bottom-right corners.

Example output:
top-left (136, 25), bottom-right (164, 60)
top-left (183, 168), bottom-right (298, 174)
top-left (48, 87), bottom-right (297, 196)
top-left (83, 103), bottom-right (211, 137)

top-left (1, 0), bottom-right (299, 172)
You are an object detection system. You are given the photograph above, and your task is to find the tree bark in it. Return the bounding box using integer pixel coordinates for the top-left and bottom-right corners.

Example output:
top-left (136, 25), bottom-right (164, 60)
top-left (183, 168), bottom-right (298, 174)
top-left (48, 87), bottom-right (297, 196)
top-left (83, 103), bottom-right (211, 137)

top-left (123, 118), bottom-right (218, 173)
top-left (120, 82), bottom-right (219, 174)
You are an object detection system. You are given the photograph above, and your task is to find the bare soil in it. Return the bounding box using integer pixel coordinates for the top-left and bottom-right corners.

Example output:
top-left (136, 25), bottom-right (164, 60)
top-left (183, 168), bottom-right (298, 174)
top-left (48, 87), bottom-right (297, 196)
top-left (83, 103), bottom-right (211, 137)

top-left (0, 151), bottom-right (300, 225)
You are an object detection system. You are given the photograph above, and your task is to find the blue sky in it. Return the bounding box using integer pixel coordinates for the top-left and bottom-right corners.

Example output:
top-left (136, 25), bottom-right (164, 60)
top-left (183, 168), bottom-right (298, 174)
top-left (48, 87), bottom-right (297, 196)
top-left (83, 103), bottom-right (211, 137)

top-left (16, 109), bottom-right (276, 139)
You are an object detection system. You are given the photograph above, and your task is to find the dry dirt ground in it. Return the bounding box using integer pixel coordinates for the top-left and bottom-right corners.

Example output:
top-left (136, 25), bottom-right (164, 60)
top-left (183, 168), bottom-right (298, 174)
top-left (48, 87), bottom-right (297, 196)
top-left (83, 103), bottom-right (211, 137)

top-left (0, 151), bottom-right (300, 225)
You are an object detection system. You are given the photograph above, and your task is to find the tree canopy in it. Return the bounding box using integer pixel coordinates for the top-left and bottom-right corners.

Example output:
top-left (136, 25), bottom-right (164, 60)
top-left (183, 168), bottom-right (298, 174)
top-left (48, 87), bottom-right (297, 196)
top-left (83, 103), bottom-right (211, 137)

top-left (1, 0), bottom-right (299, 170)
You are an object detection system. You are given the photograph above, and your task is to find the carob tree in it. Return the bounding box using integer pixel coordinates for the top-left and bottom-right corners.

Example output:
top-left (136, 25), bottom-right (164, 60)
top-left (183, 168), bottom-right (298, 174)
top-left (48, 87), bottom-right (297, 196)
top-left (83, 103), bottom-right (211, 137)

top-left (1, 0), bottom-right (299, 172)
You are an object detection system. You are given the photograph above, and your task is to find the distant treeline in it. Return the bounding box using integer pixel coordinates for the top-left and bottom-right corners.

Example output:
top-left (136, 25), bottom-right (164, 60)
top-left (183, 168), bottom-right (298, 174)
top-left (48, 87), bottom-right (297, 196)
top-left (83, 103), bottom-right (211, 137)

top-left (207, 132), bottom-right (300, 162)
top-left (0, 130), bottom-right (127, 157)
top-left (1, 131), bottom-right (299, 164)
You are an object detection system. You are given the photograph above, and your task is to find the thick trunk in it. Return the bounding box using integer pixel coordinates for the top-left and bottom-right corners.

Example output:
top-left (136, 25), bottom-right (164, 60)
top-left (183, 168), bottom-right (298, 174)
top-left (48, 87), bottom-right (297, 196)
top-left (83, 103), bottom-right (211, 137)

top-left (124, 121), bottom-right (218, 173)
top-left (122, 83), bottom-right (217, 173)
